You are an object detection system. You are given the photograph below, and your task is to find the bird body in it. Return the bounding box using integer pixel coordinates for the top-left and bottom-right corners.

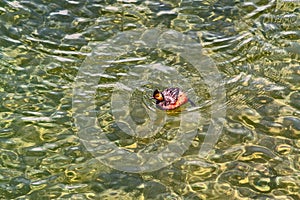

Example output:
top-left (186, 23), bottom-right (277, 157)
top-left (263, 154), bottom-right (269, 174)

top-left (153, 88), bottom-right (194, 110)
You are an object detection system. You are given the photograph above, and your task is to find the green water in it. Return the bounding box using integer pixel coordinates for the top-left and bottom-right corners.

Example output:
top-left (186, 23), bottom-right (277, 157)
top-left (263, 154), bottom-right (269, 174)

top-left (1, 0), bottom-right (300, 199)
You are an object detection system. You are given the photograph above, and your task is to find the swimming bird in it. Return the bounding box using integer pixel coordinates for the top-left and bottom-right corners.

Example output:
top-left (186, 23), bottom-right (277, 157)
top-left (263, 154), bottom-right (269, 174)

top-left (153, 88), bottom-right (195, 110)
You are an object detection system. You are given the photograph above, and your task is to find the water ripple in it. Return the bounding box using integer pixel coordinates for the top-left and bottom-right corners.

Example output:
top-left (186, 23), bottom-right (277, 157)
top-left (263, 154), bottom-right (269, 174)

top-left (0, 0), bottom-right (299, 199)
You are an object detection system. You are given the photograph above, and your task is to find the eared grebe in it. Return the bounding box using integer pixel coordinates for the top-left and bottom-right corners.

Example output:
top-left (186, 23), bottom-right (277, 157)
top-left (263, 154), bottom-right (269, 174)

top-left (153, 88), bottom-right (195, 110)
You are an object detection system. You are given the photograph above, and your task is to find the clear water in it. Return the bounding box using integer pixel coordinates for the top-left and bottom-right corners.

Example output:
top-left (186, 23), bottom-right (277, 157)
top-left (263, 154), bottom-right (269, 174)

top-left (0, 0), bottom-right (299, 199)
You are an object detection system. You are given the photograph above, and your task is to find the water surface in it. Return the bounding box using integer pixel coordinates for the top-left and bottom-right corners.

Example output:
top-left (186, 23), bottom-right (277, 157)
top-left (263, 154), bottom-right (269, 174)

top-left (0, 0), bottom-right (299, 199)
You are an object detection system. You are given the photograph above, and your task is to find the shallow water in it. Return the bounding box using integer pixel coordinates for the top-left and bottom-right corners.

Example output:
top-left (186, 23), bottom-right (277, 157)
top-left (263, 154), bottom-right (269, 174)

top-left (1, 0), bottom-right (300, 199)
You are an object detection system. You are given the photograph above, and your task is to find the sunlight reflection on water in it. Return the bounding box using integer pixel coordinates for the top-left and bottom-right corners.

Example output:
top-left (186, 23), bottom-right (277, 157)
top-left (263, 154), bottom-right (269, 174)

top-left (0, 0), bottom-right (299, 199)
